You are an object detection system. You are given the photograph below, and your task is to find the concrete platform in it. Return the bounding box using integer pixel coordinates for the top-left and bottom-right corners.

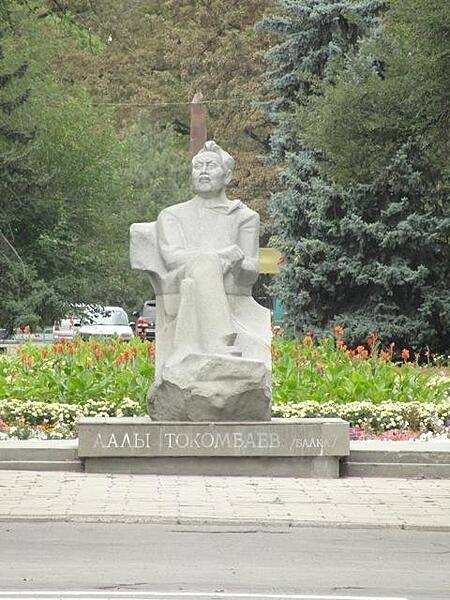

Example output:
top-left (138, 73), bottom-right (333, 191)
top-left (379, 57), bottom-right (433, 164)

top-left (1, 437), bottom-right (450, 479)
top-left (0, 439), bottom-right (82, 472)
top-left (342, 439), bottom-right (450, 478)
top-left (77, 417), bottom-right (349, 478)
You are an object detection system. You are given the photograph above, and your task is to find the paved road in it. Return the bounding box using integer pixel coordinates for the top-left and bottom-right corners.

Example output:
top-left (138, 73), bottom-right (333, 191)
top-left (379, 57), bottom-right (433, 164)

top-left (1, 523), bottom-right (450, 599)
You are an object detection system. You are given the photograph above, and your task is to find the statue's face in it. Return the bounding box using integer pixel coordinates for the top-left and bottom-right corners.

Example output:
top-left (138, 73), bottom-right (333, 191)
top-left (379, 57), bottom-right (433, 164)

top-left (192, 151), bottom-right (230, 196)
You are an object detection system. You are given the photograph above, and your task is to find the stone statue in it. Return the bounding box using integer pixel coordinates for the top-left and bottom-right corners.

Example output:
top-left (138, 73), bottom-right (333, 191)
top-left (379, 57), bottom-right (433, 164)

top-left (130, 141), bottom-right (271, 421)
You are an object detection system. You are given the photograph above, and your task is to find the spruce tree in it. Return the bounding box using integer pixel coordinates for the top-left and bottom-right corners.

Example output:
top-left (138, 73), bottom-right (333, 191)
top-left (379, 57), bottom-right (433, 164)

top-left (259, 0), bottom-right (449, 351)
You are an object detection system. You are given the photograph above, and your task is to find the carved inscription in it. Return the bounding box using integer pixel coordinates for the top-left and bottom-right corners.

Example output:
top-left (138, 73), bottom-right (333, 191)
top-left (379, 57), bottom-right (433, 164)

top-left (290, 437), bottom-right (324, 451)
top-left (94, 432), bottom-right (152, 449)
top-left (163, 431), bottom-right (281, 450)
top-left (88, 428), bottom-right (343, 455)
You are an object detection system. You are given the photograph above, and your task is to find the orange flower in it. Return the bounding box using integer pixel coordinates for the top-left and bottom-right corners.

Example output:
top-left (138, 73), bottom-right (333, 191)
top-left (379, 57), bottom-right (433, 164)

top-left (334, 325), bottom-right (344, 337)
top-left (347, 349), bottom-right (356, 358)
top-left (401, 348), bottom-right (410, 361)
top-left (53, 343), bottom-right (63, 353)
top-left (311, 349), bottom-right (319, 359)
top-left (20, 354), bottom-right (34, 367)
top-left (366, 332), bottom-right (379, 348)
top-left (66, 345), bottom-right (75, 355)
top-left (271, 346), bottom-right (281, 360)
top-left (316, 362), bottom-right (326, 373)
top-left (23, 324), bottom-right (31, 335)
top-left (40, 348), bottom-right (49, 358)
top-left (296, 355), bottom-right (307, 367)
top-left (336, 339), bottom-right (347, 351)
top-left (94, 348), bottom-right (103, 360)
top-left (114, 355), bottom-right (123, 366)
top-left (303, 332), bottom-right (313, 347)
top-left (380, 349), bottom-right (391, 361)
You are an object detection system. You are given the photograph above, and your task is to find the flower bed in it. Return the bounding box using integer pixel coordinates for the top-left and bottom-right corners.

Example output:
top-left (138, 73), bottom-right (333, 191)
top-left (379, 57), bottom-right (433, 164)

top-left (0, 397), bottom-right (142, 440)
top-left (0, 337), bottom-right (154, 408)
top-left (0, 331), bottom-right (448, 440)
top-left (272, 329), bottom-right (449, 405)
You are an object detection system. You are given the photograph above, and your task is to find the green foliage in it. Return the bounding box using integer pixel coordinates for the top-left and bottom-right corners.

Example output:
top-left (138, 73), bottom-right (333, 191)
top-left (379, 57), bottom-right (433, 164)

top-left (272, 331), bottom-right (448, 405)
top-left (0, 337), bottom-right (154, 409)
top-left (38, 0), bottom-right (277, 222)
top-left (259, 0), bottom-right (449, 351)
top-left (0, 27), bottom-right (59, 330)
top-left (300, 0), bottom-right (449, 183)
top-left (0, 3), bottom-right (194, 326)
top-left (124, 118), bottom-right (191, 223)
top-left (0, 333), bottom-right (448, 439)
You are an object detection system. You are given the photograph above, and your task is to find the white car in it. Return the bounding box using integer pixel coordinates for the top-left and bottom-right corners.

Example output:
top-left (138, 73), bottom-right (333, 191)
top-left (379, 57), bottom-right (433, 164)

top-left (78, 306), bottom-right (134, 341)
top-left (53, 316), bottom-right (81, 341)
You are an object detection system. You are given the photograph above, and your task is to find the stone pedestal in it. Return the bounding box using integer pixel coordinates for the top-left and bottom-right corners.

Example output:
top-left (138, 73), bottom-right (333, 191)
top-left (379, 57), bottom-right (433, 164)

top-left (78, 418), bottom-right (349, 478)
top-left (148, 354), bottom-right (271, 421)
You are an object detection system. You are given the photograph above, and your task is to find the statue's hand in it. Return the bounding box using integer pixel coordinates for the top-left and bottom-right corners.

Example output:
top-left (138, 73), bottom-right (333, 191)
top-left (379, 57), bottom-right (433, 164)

top-left (219, 245), bottom-right (244, 272)
top-left (228, 244), bottom-right (245, 267)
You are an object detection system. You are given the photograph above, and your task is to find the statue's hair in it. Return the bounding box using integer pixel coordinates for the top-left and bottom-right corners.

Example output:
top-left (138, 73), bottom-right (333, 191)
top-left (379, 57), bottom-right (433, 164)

top-left (193, 140), bottom-right (235, 172)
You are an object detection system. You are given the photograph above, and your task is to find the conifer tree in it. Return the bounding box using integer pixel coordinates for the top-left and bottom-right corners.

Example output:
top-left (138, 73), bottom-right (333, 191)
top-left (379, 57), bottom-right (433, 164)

top-left (259, 0), bottom-right (449, 351)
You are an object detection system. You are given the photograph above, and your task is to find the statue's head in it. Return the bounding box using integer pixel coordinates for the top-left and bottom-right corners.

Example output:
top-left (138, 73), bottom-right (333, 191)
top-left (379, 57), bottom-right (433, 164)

top-left (192, 141), bottom-right (235, 198)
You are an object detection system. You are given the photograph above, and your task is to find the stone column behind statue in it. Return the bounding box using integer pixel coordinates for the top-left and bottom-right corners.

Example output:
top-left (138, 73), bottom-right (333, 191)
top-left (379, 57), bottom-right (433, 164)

top-left (130, 141), bottom-right (272, 421)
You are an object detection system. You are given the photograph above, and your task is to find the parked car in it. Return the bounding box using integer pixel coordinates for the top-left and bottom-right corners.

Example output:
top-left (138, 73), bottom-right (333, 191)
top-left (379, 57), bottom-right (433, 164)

top-left (78, 306), bottom-right (134, 341)
top-left (132, 300), bottom-right (156, 341)
top-left (0, 328), bottom-right (9, 341)
top-left (53, 316), bottom-right (81, 341)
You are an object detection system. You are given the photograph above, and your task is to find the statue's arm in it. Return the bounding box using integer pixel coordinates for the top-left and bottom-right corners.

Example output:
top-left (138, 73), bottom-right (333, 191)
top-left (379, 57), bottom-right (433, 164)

top-left (234, 211), bottom-right (260, 286)
top-left (157, 210), bottom-right (199, 270)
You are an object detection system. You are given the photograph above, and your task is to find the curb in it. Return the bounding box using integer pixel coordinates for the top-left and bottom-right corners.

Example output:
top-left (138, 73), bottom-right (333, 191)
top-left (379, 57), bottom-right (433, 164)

top-left (1, 514), bottom-right (449, 532)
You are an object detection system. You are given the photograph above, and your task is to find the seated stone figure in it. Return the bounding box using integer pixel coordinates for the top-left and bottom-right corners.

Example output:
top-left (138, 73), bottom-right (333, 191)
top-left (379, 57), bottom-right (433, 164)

top-left (130, 141), bottom-right (271, 421)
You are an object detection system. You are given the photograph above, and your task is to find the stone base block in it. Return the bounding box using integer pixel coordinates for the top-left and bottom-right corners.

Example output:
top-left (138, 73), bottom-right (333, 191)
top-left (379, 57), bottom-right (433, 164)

top-left (78, 418), bottom-right (349, 479)
top-left (84, 456), bottom-right (339, 477)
